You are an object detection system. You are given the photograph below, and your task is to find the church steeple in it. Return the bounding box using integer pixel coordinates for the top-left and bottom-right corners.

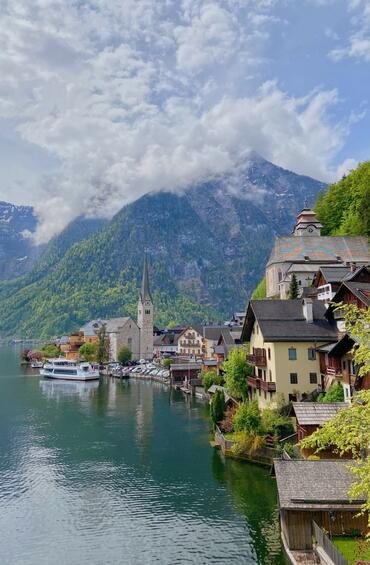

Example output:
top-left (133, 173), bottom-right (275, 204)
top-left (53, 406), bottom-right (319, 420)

top-left (137, 251), bottom-right (154, 360)
top-left (293, 204), bottom-right (323, 237)
top-left (140, 251), bottom-right (152, 302)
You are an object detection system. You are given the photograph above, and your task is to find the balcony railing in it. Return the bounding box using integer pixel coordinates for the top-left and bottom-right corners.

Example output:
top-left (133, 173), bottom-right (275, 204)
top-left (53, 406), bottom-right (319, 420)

top-left (247, 354), bottom-right (267, 367)
top-left (247, 376), bottom-right (276, 392)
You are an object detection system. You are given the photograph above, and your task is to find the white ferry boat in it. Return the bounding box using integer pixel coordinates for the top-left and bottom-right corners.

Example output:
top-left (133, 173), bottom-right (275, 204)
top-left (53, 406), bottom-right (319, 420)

top-left (40, 358), bottom-right (100, 381)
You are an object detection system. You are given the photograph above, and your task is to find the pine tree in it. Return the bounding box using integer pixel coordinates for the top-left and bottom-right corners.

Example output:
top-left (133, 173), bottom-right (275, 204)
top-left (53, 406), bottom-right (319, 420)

top-left (289, 274), bottom-right (298, 299)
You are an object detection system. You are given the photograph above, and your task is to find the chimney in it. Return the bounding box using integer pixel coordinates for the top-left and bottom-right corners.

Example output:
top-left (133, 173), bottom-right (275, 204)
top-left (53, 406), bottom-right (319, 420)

top-left (350, 262), bottom-right (357, 273)
top-left (302, 298), bottom-right (313, 323)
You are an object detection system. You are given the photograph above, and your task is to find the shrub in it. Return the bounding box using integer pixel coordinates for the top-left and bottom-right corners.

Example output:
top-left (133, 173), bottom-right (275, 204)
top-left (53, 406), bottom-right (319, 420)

top-left (117, 346), bottom-right (132, 365)
top-left (261, 408), bottom-right (295, 439)
top-left (41, 343), bottom-right (60, 358)
top-left (231, 430), bottom-right (266, 457)
top-left (201, 370), bottom-right (222, 392)
top-left (232, 401), bottom-right (262, 433)
top-left (210, 389), bottom-right (225, 425)
top-left (162, 358), bottom-right (172, 368)
top-left (79, 342), bottom-right (97, 362)
top-left (319, 383), bottom-right (344, 403)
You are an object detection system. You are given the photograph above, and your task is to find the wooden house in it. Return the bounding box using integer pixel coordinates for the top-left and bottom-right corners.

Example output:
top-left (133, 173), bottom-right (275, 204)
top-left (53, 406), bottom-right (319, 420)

top-left (170, 363), bottom-right (201, 388)
top-left (291, 402), bottom-right (350, 458)
top-left (274, 459), bottom-right (368, 552)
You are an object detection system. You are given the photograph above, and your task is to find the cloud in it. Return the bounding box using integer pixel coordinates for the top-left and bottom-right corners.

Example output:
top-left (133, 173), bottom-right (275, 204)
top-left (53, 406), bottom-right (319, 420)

top-left (329, 0), bottom-right (370, 62)
top-left (0, 0), bottom-right (359, 242)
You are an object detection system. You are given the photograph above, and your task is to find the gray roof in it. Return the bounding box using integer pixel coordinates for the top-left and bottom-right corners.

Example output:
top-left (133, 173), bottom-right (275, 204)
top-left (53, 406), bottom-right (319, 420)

top-left (203, 326), bottom-right (229, 340)
top-left (267, 235), bottom-right (370, 266)
top-left (208, 384), bottom-right (232, 403)
top-left (214, 345), bottom-right (225, 355)
top-left (80, 319), bottom-right (107, 336)
top-left (242, 300), bottom-right (338, 342)
top-left (274, 460), bottom-right (365, 510)
top-left (140, 252), bottom-right (152, 302)
top-left (171, 363), bottom-right (201, 371)
top-left (105, 317), bottom-right (133, 332)
top-left (318, 266), bottom-right (352, 283)
top-left (153, 333), bottom-right (178, 347)
top-left (292, 402), bottom-right (349, 425)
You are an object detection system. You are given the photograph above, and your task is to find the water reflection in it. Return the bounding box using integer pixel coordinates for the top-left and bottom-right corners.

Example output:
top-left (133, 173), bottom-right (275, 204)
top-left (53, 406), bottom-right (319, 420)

top-left (39, 379), bottom-right (100, 400)
top-left (0, 348), bottom-right (286, 565)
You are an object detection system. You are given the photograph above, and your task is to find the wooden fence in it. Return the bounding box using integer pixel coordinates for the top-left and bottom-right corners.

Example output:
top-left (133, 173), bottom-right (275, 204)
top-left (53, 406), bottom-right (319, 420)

top-left (312, 521), bottom-right (349, 565)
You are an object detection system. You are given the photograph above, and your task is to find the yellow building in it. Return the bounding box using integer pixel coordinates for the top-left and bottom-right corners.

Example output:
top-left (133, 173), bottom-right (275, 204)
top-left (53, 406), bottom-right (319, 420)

top-left (241, 298), bottom-right (338, 409)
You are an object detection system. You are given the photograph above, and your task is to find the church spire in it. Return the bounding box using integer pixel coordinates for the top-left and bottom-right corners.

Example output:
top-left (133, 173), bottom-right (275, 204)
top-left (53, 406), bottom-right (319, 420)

top-left (140, 250), bottom-right (152, 302)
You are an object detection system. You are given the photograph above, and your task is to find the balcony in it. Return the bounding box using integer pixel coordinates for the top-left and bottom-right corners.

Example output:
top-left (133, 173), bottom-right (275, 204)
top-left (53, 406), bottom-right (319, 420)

top-left (248, 376), bottom-right (276, 392)
top-left (247, 354), bottom-right (267, 367)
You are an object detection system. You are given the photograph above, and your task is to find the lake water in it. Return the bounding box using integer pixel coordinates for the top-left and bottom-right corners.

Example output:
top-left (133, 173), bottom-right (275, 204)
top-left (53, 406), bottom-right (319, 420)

top-left (0, 347), bottom-right (286, 565)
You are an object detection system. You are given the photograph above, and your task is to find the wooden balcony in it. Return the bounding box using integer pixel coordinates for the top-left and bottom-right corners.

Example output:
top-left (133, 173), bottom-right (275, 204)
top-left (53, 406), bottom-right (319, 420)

top-left (247, 354), bottom-right (267, 367)
top-left (248, 376), bottom-right (276, 392)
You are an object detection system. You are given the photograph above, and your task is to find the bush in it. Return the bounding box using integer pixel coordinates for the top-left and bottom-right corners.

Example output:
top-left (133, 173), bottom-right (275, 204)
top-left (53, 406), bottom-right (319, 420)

top-left (232, 401), bottom-right (262, 433)
top-left (41, 343), bottom-right (60, 358)
top-left (210, 389), bottom-right (225, 425)
top-left (319, 383), bottom-right (344, 403)
top-left (118, 346), bottom-right (132, 365)
top-left (201, 370), bottom-right (222, 392)
top-left (79, 342), bottom-right (97, 362)
top-left (231, 430), bottom-right (266, 457)
top-left (162, 358), bottom-right (172, 368)
top-left (261, 408), bottom-right (295, 439)
top-left (222, 347), bottom-right (252, 400)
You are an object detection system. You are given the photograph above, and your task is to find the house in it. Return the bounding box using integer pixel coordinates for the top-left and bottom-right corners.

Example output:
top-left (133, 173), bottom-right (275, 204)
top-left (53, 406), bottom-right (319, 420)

top-left (59, 332), bottom-right (84, 360)
top-left (312, 264), bottom-right (370, 302)
top-left (266, 205), bottom-right (370, 299)
top-left (241, 298), bottom-right (338, 408)
top-left (291, 402), bottom-right (349, 458)
top-left (153, 332), bottom-right (178, 358)
top-left (319, 279), bottom-right (370, 395)
top-left (274, 459), bottom-right (368, 553)
top-left (170, 363), bottom-right (201, 389)
top-left (177, 326), bottom-right (204, 358)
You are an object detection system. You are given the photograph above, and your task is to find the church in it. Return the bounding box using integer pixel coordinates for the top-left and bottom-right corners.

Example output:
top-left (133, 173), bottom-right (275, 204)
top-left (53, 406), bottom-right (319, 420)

top-left (79, 253), bottom-right (154, 361)
top-left (266, 205), bottom-right (370, 299)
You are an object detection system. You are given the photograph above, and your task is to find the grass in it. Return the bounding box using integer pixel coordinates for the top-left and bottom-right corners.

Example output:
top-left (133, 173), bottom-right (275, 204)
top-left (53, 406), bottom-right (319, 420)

top-left (332, 536), bottom-right (370, 565)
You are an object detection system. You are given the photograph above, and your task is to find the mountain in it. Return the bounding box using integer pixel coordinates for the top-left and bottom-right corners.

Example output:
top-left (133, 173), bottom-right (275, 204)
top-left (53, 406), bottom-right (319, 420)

top-left (0, 155), bottom-right (326, 338)
top-left (0, 201), bottom-right (41, 280)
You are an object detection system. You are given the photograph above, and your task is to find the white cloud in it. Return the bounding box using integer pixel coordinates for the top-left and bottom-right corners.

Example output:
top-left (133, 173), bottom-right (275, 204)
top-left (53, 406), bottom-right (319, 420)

top-left (0, 0), bottom-right (359, 242)
top-left (329, 0), bottom-right (370, 62)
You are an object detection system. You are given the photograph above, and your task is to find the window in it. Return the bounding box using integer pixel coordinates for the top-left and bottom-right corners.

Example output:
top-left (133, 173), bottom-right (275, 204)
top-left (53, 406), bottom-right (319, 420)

top-left (309, 372), bottom-right (317, 384)
top-left (308, 348), bottom-right (316, 360)
top-left (288, 347), bottom-right (297, 360)
top-left (264, 391), bottom-right (267, 399)
top-left (256, 325), bottom-right (259, 334)
top-left (269, 369), bottom-right (272, 381)
top-left (290, 373), bottom-right (298, 384)
top-left (268, 348), bottom-right (271, 360)
top-left (263, 370), bottom-right (266, 381)
top-left (145, 309), bottom-right (151, 315)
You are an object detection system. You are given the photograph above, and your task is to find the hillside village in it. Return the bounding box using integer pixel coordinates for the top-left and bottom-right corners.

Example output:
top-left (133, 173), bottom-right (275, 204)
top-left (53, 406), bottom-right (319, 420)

top-left (27, 199), bottom-right (370, 564)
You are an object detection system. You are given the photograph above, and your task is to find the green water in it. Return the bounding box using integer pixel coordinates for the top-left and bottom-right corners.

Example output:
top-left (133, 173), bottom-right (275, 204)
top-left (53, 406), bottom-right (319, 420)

top-left (0, 347), bottom-right (286, 565)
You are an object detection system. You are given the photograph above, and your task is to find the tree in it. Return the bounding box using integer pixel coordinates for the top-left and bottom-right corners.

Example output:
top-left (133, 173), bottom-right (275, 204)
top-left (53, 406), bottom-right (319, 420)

top-left (79, 342), bottom-right (97, 362)
top-left (166, 320), bottom-right (177, 329)
top-left (222, 347), bottom-right (252, 400)
top-left (200, 370), bottom-right (222, 392)
top-left (319, 382), bottom-right (344, 403)
top-left (97, 324), bottom-right (110, 364)
top-left (210, 389), bottom-right (225, 426)
top-left (41, 343), bottom-right (60, 358)
top-left (251, 276), bottom-right (266, 299)
top-left (289, 273), bottom-right (298, 299)
top-left (300, 391), bottom-right (370, 533)
top-left (232, 401), bottom-right (262, 433)
top-left (162, 358), bottom-right (172, 368)
top-left (118, 346), bottom-right (132, 365)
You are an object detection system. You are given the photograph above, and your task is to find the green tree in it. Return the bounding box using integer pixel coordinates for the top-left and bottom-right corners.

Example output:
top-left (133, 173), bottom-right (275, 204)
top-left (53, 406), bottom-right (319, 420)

top-left (41, 343), bottom-right (60, 358)
top-left (118, 346), bottom-right (132, 365)
top-left (301, 391), bottom-right (370, 533)
top-left (319, 382), bottom-right (344, 403)
top-left (232, 401), bottom-right (262, 433)
top-left (251, 276), bottom-right (266, 299)
top-left (337, 303), bottom-right (370, 378)
top-left (315, 160), bottom-right (370, 237)
top-left (222, 347), bottom-right (252, 400)
top-left (166, 320), bottom-right (177, 329)
top-left (162, 358), bottom-right (172, 368)
top-left (97, 324), bottom-right (110, 364)
top-left (289, 274), bottom-right (298, 299)
top-left (210, 389), bottom-right (225, 425)
top-left (200, 370), bottom-right (222, 392)
top-left (79, 342), bottom-right (97, 362)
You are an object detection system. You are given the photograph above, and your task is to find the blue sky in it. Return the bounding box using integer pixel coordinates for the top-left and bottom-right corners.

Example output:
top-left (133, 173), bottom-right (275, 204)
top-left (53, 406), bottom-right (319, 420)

top-left (0, 0), bottom-right (369, 241)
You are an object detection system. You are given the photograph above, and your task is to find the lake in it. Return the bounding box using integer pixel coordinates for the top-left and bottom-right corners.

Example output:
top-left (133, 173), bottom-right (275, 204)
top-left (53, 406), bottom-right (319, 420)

top-left (0, 347), bottom-right (286, 565)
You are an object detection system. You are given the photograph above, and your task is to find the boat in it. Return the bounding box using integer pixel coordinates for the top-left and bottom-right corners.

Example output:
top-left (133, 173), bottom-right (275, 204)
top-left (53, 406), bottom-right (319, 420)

top-left (40, 358), bottom-right (100, 381)
top-left (31, 361), bottom-right (44, 369)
